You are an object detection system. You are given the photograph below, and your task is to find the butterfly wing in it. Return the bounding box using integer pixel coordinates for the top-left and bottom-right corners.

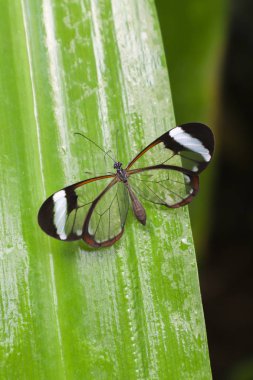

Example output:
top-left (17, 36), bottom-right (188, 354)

top-left (126, 123), bottom-right (214, 208)
top-left (38, 174), bottom-right (116, 242)
top-left (128, 165), bottom-right (199, 208)
top-left (83, 180), bottom-right (129, 247)
top-left (127, 123), bottom-right (214, 174)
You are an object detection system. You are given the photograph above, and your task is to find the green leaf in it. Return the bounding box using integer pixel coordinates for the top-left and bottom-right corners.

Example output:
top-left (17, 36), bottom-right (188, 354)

top-left (0, 0), bottom-right (211, 378)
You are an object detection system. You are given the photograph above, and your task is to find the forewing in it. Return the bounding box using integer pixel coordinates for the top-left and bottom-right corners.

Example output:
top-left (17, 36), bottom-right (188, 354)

top-left (38, 175), bottom-right (115, 241)
top-left (128, 165), bottom-right (199, 208)
top-left (83, 181), bottom-right (129, 247)
top-left (127, 123), bottom-right (214, 174)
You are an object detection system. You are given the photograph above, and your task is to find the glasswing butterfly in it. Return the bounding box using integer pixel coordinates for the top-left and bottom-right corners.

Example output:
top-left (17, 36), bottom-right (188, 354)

top-left (38, 123), bottom-right (214, 248)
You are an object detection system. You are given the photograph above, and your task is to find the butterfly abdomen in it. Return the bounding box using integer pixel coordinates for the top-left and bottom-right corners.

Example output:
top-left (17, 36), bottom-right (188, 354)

top-left (126, 183), bottom-right (146, 225)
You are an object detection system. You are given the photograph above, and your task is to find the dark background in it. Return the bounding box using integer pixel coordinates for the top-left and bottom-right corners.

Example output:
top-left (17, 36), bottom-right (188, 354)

top-left (156, 0), bottom-right (253, 379)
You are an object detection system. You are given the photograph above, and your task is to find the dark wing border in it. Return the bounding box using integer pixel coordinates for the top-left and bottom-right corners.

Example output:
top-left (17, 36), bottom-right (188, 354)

top-left (38, 174), bottom-right (115, 241)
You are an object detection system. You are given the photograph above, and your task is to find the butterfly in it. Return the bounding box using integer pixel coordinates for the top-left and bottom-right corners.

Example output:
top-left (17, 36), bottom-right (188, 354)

top-left (38, 123), bottom-right (214, 248)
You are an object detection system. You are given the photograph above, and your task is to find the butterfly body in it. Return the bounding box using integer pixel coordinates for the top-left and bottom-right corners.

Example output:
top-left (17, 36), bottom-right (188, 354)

top-left (112, 162), bottom-right (146, 225)
top-left (38, 123), bottom-right (214, 248)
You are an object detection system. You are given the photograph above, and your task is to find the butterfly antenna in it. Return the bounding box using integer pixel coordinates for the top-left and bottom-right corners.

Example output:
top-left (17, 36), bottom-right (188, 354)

top-left (116, 129), bottom-right (119, 160)
top-left (74, 132), bottom-right (116, 163)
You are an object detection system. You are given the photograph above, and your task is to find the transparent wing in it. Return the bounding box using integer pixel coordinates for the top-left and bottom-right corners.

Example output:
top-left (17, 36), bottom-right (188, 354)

top-left (128, 165), bottom-right (199, 208)
top-left (38, 175), bottom-right (115, 242)
top-left (127, 123), bottom-right (214, 174)
top-left (83, 181), bottom-right (129, 247)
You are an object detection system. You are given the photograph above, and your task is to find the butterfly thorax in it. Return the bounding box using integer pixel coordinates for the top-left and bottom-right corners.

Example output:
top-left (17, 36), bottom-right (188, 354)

top-left (114, 161), bottom-right (128, 183)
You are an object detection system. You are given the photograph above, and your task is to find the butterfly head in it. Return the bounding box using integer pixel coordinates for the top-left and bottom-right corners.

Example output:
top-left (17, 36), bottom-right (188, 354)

top-left (114, 161), bottom-right (122, 170)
